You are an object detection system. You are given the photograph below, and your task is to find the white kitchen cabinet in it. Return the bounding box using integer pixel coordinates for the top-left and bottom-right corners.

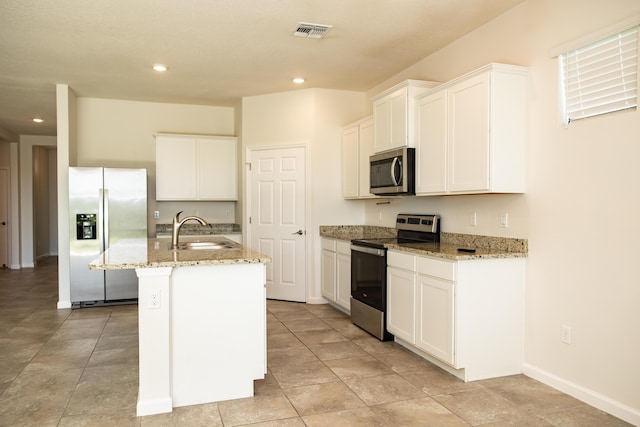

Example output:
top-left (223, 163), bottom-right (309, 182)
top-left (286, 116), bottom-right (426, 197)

top-left (321, 239), bottom-right (336, 302)
top-left (416, 273), bottom-right (455, 365)
top-left (373, 80), bottom-right (439, 153)
top-left (341, 116), bottom-right (374, 199)
top-left (156, 134), bottom-right (198, 200)
top-left (387, 252), bottom-right (417, 344)
top-left (414, 63), bottom-right (527, 195)
top-left (321, 238), bottom-right (351, 312)
top-left (155, 134), bottom-right (238, 201)
top-left (415, 89), bottom-right (448, 194)
top-left (336, 246), bottom-right (351, 310)
top-left (197, 136), bottom-right (238, 200)
top-left (387, 249), bottom-right (525, 382)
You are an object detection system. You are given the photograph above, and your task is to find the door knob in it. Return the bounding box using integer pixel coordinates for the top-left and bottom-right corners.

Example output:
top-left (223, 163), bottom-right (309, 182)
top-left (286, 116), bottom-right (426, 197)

top-left (292, 230), bottom-right (304, 235)
top-left (1, 221), bottom-right (5, 225)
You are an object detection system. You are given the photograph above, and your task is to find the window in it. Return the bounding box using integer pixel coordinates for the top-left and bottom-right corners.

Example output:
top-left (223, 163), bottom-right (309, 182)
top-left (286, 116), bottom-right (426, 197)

top-left (559, 26), bottom-right (638, 125)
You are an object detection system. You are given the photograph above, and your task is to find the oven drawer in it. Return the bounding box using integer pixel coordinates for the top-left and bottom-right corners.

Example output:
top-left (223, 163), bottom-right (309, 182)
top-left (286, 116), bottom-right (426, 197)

top-left (416, 256), bottom-right (455, 282)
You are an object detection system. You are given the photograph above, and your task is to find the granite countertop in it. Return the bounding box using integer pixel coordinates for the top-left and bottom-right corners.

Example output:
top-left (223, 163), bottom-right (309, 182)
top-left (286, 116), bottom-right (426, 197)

top-left (155, 223), bottom-right (241, 237)
top-left (319, 225), bottom-right (527, 260)
top-left (89, 237), bottom-right (271, 270)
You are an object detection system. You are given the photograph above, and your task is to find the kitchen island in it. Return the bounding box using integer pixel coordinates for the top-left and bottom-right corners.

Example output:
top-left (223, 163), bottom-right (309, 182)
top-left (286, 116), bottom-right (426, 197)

top-left (90, 238), bottom-right (271, 416)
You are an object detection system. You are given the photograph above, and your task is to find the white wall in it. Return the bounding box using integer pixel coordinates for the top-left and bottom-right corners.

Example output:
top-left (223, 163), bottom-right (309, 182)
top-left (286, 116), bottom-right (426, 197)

top-left (361, 0), bottom-right (640, 422)
top-left (241, 88), bottom-right (365, 303)
top-left (56, 84), bottom-right (76, 308)
top-left (75, 98), bottom-right (236, 229)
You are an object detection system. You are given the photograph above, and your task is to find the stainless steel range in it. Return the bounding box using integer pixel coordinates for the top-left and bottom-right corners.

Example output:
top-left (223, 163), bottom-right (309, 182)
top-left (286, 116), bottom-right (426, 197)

top-left (350, 214), bottom-right (440, 341)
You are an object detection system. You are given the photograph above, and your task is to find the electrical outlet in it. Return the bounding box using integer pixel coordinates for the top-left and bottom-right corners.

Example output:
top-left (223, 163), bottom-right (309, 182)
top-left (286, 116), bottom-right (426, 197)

top-left (469, 212), bottom-right (477, 226)
top-left (500, 212), bottom-right (509, 228)
top-left (153, 211), bottom-right (160, 219)
top-left (561, 325), bottom-right (571, 344)
top-left (149, 290), bottom-right (161, 309)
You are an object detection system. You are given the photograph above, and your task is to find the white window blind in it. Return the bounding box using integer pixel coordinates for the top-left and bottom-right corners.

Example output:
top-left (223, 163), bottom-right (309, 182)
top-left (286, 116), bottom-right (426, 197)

top-left (560, 26), bottom-right (638, 124)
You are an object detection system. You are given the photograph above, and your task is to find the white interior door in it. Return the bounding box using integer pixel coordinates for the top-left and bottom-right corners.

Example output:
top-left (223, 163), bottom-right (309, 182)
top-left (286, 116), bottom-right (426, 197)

top-left (0, 169), bottom-right (8, 267)
top-left (249, 146), bottom-right (306, 302)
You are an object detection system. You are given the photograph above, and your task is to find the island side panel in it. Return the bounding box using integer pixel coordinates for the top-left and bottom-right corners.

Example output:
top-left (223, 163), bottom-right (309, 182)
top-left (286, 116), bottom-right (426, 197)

top-left (135, 267), bottom-right (173, 416)
top-left (171, 263), bottom-right (267, 407)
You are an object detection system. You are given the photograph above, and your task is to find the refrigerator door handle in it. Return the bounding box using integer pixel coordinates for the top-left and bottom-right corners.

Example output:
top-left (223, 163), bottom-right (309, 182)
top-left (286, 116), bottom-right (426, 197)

top-left (98, 188), bottom-right (106, 252)
top-left (103, 188), bottom-right (109, 250)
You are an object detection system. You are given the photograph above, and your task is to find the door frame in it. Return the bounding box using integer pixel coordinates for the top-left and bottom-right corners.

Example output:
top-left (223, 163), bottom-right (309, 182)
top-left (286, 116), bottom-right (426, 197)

top-left (245, 143), bottom-right (311, 302)
top-left (0, 167), bottom-right (9, 268)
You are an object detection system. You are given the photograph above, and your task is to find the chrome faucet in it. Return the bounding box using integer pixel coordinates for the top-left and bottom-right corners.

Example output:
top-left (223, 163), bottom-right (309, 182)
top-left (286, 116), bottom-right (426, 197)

top-left (171, 211), bottom-right (208, 249)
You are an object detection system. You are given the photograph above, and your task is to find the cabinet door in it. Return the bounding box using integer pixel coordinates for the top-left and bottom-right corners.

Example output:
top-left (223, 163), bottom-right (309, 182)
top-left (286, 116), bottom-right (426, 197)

top-left (321, 249), bottom-right (336, 301)
top-left (373, 97), bottom-right (391, 153)
top-left (389, 88), bottom-right (408, 150)
top-left (358, 118), bottom-right (374, 198)
top-left (341, 125), bottom-right (360, 198)
top-left (387, 266), bottom-right (416, 344)
top-left (416, 274), bottom-right (455, 365)
top-left (336, 252), bottom-right (351, 310)
top-left (448, 72), bottom-right (490, 193)
top-left (415, 90), bottom-right (447, 194)
top-left (198, 137), bottom-right (238, 200)
top-left (156, 135), bottom-right (197, 200)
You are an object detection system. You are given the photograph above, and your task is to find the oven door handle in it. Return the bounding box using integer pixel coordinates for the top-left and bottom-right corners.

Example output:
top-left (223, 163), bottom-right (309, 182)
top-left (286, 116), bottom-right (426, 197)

top-left (351, 244), bottom-right (386, 257)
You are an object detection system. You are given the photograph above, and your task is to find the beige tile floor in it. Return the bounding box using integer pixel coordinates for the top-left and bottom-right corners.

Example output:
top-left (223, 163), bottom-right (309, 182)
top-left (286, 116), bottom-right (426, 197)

top-left (0, 257), bottom-right (632, 426)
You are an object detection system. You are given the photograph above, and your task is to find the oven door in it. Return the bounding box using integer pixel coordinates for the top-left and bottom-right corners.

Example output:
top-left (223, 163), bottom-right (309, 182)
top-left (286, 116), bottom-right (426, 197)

top-left (350, 244), bottom-right (386, 311)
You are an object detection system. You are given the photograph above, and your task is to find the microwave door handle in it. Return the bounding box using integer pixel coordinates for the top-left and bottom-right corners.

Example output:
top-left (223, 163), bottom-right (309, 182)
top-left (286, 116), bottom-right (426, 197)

top-left (391, 157), bottom-right (402, 185)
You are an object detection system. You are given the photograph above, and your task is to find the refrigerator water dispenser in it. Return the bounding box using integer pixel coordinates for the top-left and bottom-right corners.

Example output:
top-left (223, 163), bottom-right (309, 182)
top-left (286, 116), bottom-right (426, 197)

top-left (76, 214), bottom-right (97, 240)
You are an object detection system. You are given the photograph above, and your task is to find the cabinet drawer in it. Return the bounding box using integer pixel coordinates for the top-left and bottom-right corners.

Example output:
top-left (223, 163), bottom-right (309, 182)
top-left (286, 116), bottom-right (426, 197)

top-left (321, 238), bottom-right (337, 251)
top-left (336, 240), bottom-right (351, 255)
top-left (416, 256), bottom-right (455, 281)
top-left (388, 251), bottom-right (416, 271)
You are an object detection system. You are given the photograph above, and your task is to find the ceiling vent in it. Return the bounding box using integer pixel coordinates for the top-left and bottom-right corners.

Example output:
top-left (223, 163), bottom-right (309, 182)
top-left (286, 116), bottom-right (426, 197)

top-left (292, 22), bottom-right (333, 39)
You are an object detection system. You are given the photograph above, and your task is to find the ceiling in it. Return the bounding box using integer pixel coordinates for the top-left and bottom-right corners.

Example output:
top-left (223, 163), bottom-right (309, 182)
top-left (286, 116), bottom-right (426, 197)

top-left (0, 0), bottom-right (525, 138)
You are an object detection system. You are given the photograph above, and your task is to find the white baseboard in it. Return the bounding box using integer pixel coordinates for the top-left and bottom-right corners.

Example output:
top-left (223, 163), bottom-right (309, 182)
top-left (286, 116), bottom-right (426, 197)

top-left (10, 263), bottom-right (21, 270)
top-left (57, 300), bottom-right (72, 309)
top-left (306, 296), bottom-right (328, 304)
top-left (136, 397), bottom-right (173, 417)
top-left (523, 363), bottom-right (640, 426)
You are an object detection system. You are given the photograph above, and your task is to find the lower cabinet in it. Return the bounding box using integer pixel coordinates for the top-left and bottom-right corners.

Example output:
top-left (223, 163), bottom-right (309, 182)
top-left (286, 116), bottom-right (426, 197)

top-left (416, 274), bottom-right (454, 365)
top-left (387, 265), bottom-right (417, 344)
top-left (321, 238), bottom-right (351, 312)
top-left (387, 249), bottom-right (525, 381)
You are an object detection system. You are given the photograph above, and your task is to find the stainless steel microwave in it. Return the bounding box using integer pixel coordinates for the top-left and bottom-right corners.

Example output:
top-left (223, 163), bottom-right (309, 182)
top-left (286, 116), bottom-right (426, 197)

top-left (369, 147), bottom-right (415, 196)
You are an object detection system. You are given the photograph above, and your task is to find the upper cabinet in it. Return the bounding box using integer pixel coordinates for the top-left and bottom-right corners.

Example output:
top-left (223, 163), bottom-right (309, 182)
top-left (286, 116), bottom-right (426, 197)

top-left (155, 134), bottom-right (238, 201)
top-left (373, 80), bottom-right (440, 153)
top-left (415, 63), bottom-right (528, 195)
top-left (342, 116), bottom-right (374, 199)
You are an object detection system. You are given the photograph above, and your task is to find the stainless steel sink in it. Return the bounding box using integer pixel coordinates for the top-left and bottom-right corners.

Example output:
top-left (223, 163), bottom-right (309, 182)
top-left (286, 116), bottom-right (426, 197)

top-left (172, 241), bottom-right (239, 250)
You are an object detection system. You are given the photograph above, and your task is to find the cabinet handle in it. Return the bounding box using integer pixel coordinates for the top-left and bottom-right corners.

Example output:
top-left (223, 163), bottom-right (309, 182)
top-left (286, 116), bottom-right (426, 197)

top-left (292, 230), bottom-right (304, 235)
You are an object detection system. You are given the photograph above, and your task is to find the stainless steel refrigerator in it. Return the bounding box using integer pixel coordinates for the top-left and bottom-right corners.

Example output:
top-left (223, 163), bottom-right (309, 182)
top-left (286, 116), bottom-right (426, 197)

top-left (69, 167), bottom-right (147, 306)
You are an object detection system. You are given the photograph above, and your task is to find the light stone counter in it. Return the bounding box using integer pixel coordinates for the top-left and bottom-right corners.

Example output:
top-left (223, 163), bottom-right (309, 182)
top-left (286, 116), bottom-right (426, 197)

top-left (89, 237), bottom-right (271, 270)
top-left (319, 225), bottom-right (527, 260)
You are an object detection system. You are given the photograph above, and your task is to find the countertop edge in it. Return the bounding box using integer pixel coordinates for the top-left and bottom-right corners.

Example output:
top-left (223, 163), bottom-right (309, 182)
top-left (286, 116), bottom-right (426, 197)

top-left (89, 237), bottom-right (271, 270)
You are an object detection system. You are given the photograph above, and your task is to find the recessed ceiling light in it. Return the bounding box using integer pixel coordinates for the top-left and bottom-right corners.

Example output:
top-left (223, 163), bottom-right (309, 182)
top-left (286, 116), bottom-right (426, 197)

top-left (32, 118), bottom-right (44, 123)
top-left (153, 64), bottom-right (168, 72)
top-left (292, 77), bottom-right (305, 84)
